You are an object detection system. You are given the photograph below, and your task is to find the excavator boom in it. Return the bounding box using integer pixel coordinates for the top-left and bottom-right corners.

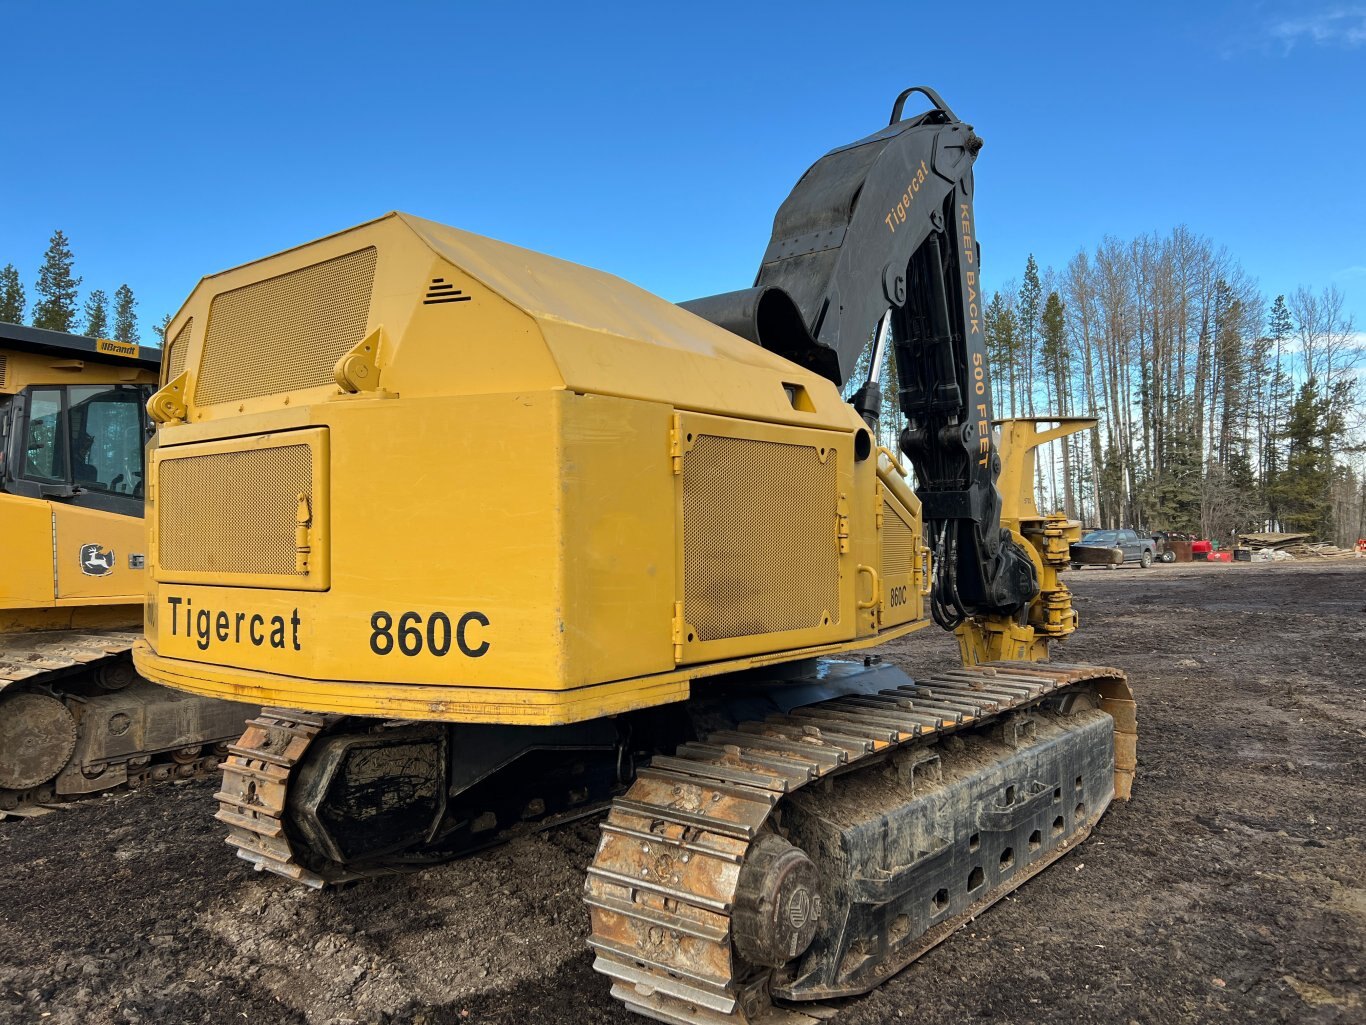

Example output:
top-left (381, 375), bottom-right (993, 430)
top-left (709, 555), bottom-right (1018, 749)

top-left (684, 87), bottom-right (1036, 630)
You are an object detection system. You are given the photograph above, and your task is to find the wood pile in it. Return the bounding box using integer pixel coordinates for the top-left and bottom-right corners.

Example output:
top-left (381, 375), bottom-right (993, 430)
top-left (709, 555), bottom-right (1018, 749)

top-left (1238, 532), bottom-right (1365, 560)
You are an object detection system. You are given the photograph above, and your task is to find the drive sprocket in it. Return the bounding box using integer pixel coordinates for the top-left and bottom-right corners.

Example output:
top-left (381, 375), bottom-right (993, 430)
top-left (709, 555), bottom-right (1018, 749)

top-left (0, 692), bottom-right (78, 790)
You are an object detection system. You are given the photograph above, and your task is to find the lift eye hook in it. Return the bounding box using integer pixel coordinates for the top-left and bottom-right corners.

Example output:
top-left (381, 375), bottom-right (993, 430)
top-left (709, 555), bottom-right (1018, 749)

top-left (890, 85), bottom-right (958, 125)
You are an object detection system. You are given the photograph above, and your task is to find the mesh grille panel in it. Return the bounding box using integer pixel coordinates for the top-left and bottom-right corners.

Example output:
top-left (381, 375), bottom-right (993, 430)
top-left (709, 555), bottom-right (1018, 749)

top-left (195, 247), bottom-right (377, 405)
top-left (0, 354), bottom-right (7, 389)
top-left (165, 318), bottom-right (192, 384)
top-left (159, 445), bottom-right (311, 576)
top-left (683, 435), bottom-right (839, 642)
top-left (882, 500), bottom-right (918, 575)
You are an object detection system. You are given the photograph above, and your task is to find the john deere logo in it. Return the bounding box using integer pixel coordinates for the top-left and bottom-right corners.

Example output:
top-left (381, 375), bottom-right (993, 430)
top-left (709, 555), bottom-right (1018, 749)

top-left (79, 544), bottom-right (115, 576)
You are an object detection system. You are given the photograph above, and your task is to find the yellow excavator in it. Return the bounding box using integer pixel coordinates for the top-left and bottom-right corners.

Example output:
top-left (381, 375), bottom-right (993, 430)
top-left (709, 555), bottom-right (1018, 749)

top-left (0, 322), bottom-right (254, 812)
top-left (135, 88), bottom-right (1135, 1023)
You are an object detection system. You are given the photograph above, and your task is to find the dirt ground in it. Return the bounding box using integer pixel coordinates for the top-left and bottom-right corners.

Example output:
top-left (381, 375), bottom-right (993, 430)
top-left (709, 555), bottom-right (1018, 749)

top-left (0, 560), bottom-right (1362, 1025)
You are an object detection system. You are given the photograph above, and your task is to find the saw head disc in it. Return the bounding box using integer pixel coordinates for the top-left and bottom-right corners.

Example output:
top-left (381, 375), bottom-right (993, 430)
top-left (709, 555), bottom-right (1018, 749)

top-left (0, 691), bottom-right (78, 790)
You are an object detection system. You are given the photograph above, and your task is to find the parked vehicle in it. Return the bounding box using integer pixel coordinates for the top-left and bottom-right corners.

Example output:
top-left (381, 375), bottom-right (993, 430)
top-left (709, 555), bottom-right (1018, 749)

top-left (1144, 530), bottom-right (1179, 563)
top-left (1071, 528), bottom-right (1157, 568)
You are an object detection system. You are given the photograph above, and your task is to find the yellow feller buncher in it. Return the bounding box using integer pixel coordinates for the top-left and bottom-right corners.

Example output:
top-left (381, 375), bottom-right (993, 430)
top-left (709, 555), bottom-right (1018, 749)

top-left (136, 88), bottom-right (1135, 1023)
top-left (0, 322), bottom-right (255, 812)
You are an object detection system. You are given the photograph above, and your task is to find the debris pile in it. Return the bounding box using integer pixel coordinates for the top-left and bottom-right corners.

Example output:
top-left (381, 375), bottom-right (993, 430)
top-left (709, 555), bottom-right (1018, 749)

top-left (1238, 532), bottom-right (1365, 561)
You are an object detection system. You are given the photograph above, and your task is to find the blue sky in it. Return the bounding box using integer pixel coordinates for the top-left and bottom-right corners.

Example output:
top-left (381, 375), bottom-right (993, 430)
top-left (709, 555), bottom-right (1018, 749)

top-left (2, 1), bottom-right (1363, 340)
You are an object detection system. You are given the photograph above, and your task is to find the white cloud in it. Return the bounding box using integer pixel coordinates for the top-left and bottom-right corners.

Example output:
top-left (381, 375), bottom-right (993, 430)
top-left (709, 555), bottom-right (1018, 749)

top-left (1268, 7), bottom-right (1366, 50)
top-left (1333, 265), bottom-right (1366, 281)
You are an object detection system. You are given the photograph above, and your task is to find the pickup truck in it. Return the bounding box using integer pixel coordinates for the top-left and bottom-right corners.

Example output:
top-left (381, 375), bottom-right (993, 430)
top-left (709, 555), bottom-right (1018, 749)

top-left (1071, 528), bottom-right (1158, 569)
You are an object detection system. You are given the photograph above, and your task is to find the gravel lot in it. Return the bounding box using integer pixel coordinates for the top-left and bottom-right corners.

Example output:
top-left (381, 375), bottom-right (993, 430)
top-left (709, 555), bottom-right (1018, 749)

top-left (0, 559), bottom-right (1362, 1025)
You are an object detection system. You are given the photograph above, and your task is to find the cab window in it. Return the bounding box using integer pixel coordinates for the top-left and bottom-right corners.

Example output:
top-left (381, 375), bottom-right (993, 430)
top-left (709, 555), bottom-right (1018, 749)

top-left (23, 387), bottom-right (67, 482)
top-left (67, 385), bottom-right (147, 494)
top-left (14, 384), bottom-right (152, 498)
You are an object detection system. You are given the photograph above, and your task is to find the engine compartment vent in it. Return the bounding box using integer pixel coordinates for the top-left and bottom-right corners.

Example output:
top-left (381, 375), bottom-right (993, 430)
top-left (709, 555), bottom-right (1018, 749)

top-left (682, 434), bottom-right (840, 642)
top-left (154, 427), bottom-right (330, 592)
top-left (424, 278), bottom-right (471, 305)
top-left (164, 318), bottom-right (192, 385)
top-left (881, 498), bottom-right (917, 573)
top-left (194, 247), bottom-right (377, 406)
top-left (0, 354), bottom-right (7, 389)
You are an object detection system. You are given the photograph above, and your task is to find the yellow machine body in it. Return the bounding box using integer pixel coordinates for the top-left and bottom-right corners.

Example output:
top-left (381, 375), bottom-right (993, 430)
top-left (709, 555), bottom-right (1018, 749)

top-left (135, 213), bottom-right (933, 724)
top-left (1, 344), bottom-right (155, 626)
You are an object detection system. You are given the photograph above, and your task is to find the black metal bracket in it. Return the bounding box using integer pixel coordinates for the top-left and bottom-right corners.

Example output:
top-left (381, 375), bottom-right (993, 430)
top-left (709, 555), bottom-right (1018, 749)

top-left (890, 85), bottom-right (957, 124)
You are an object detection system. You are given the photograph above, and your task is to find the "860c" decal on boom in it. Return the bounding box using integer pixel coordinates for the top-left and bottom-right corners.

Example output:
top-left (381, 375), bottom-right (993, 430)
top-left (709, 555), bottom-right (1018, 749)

top-left (369, 610), bottom-right (490, 658)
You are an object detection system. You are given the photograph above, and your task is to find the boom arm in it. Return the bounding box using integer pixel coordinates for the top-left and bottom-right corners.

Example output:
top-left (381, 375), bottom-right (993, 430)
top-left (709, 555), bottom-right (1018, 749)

top-left (683, 87), bottom-right (1038, 628)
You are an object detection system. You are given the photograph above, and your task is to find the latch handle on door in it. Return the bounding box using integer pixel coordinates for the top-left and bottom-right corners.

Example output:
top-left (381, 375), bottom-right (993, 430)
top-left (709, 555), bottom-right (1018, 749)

top-left (856, 564), bottom-right (880, 610)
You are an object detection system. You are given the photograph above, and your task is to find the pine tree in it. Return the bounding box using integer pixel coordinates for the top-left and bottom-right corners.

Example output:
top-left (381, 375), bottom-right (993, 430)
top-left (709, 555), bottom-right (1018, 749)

top-left (1213, 288), bottom-right (1249, 466)
top-left (1098, 435), bottom-right (1127, 527)
top-left (112, 284), bottom-right (139, 344)
top-left (1142, 427), bottom-right (1203, 534)
top-left (1269, 294), bottom-right (1293, 376)
top-left (0, 264), bottom-right (25, 324)
top-left (984, 291), bottom-right (1019, 416)
top-left (1263, 295), bottom-right (1295, 527)
top-left (83, 289), bottom-right (110, 338)
top-left (154, 312), bottom-right (173, 345)
top-left (1269, 379), bottom-right (1340, 538)
top-left (1040, 291), bottom-right (1074, 514)
top-left (1017, 255), bottom-right (1042, 417)
top-left (1019, 255), bottom-right (1041, 331)
top-left (31, 230), bottom-right (82, 332)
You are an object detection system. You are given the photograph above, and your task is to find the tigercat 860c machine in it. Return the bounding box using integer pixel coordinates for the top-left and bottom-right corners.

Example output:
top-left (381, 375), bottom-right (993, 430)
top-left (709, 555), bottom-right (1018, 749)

top-left (0, 322), bottom-right (254, 812)
top-left (136, 88), bottom-right (1135, 1024)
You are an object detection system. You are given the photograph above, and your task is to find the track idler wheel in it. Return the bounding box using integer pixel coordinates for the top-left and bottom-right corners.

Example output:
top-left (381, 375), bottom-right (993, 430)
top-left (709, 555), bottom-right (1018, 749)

top-left (0, 692), bottom-right (78, 790)
top-left (732, 833), bottom-right (821, 969)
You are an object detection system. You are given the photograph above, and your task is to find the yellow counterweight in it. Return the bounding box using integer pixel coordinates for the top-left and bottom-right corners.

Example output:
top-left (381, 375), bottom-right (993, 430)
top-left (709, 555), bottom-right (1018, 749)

top-left (135, 213), bottom-right (935, 725)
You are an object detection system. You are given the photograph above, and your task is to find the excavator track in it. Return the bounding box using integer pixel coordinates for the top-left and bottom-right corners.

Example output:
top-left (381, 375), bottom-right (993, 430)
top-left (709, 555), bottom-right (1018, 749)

top-left (214, 708), bottom-right (344, 888)
top-left (0, 629), bottom-right (142, 687)
top-left (214, 710), bottom-right (635, 886)
top-left (584, 661), bottom-right (1136, 1025)
top-left (0, 629), bottom-right (254, 813)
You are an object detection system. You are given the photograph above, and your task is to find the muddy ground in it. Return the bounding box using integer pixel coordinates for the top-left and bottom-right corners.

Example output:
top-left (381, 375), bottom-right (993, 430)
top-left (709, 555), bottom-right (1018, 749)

top-left (0, 559), bottom-right (1362, 1025)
